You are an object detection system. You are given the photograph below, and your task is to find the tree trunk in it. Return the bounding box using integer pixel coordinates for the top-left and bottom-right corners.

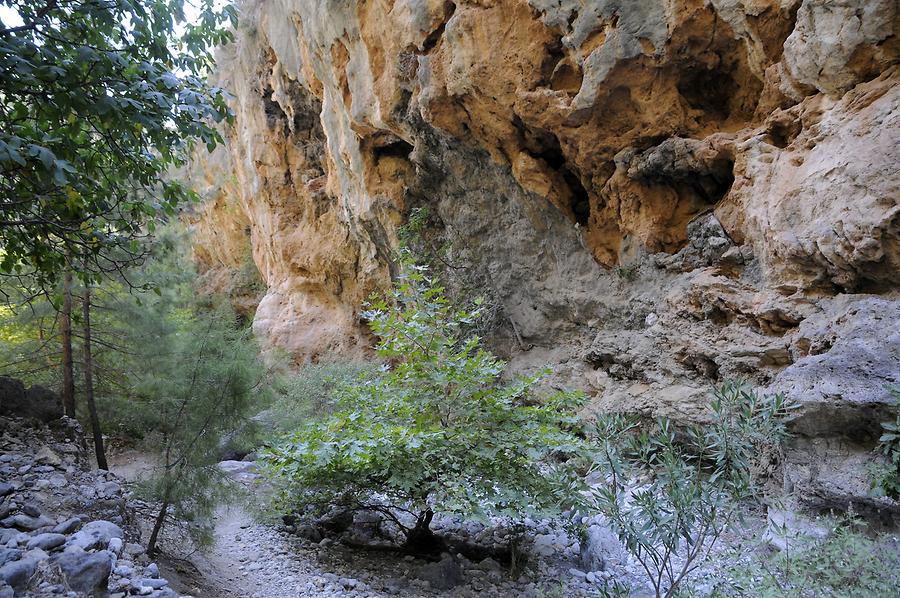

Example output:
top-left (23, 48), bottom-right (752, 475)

top-left (82, 285), bottom-right (107, 470)
top-left (147, 500), bottom-right (169, 555)
top-left (403, 509), bottom-right (445, 556)
top-left (60, 268), bottom-right (75, 417)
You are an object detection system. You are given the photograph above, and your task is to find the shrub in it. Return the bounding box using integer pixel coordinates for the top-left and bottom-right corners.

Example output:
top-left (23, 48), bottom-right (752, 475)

top-left (718, 519), bottom-right (900, 597)
top-left (262, 251), bottom-right (588, 553)
top-left (871, 386), bottom-right (900, 500)
top-left (588, 382), bottom-right (792, 598)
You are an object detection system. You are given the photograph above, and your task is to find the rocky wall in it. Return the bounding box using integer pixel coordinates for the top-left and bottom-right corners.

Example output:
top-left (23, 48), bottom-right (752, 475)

top-left (189, 0), bottom-right (900, 514)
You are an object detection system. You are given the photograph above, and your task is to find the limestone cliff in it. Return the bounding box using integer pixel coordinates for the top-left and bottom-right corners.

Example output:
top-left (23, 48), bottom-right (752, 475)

top-left (189, 0), bottom-right (900, 516)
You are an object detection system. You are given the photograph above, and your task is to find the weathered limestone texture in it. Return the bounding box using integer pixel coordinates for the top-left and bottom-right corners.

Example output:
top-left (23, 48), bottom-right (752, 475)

top-left (190, 0), bottom-right (899, 512)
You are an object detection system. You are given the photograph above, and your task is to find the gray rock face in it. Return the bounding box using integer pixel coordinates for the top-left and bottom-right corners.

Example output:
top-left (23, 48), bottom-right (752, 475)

top-left (68, 520), bottom-right (124, 551)
top-left (771, 296), bottom-right (900, 515)
top-left (54, 548), bottom-right (113, 595)
top-left (774, 296), bottom-right (900, 438)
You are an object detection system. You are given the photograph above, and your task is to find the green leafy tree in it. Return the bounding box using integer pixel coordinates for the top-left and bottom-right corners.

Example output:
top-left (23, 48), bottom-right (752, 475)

top-left (0, 0), bottom-right (234, 291)
top-left (263, 251), bottom-right (588, 553)
top-left (589, 382), bottom-right (792, 598)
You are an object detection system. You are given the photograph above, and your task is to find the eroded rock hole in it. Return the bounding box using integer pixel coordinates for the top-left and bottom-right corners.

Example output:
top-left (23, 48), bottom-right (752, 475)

top-left (262, 86), bottom-right (288, 132)
top-left (422, 2), bottom-right (456, 52)
top-left (521, 127), bottom-right (591, 225)
top-left (767, 119), bottom-right (802, 149)
top-left (551, 60), bottom-right (583, 93)
top-left (374, 139), bottom-right (414, 161)
top-left (693, 158), bottom-right (735, 204)
top-left (563, 167), bottom-right (591, 225)
top-left (677, 64), bottom-right (739, 120)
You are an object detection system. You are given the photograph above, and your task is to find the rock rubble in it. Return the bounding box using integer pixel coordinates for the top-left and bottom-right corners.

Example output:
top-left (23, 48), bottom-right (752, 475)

top-left (0, 417), bottom-right (188, 598)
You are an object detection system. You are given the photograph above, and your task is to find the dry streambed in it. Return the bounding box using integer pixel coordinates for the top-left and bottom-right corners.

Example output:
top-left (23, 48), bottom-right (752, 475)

top-left (3, 417), bottom-right (763, 597)
top-left (149, 459), bottom-right (639, 597)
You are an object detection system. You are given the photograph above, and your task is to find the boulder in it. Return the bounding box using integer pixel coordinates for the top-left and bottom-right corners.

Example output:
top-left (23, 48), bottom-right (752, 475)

top-left (54, 548), bottom-right (113, 595)
top-left (0, 554), bottom-right (37, 593)
top-left (0, 530), bottom-right (25, 547)
top-left (0, 549), bottom-right (20, 567)
top-left (0, 515), bottom-right (55, 532)
top-left (416, 553), bottom-right (463, 590)
top-left (34, 447), bottom-right (62, 467)
top-left (52, 517), bottom-right (82, 535)
top-left (763, 507), bottom-right (832, 552)
top-left (68, 520), bottom-right (124, 551)
top-left (579, 525), bottom-right (624, 572)
top-left (25, 533), bottom-right (66, 552)
top-left (0, 377), bottom-right (62, 422)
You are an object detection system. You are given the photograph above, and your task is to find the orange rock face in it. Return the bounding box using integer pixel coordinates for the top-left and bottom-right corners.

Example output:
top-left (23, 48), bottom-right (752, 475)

top-left (189, 0), bottom-right (899, 507)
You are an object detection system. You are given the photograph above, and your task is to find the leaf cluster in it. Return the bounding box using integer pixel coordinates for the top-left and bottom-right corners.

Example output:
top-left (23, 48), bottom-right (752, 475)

top-left (0, 0), bottom-right (235, 290)
top-left (589, 382), bottom-right (793, 598)
top-left (871, 386), bottom-right (900, 500)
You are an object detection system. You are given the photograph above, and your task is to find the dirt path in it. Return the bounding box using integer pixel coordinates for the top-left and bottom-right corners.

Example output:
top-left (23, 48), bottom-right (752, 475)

top-left (107, 450), bottom-right (406, 597)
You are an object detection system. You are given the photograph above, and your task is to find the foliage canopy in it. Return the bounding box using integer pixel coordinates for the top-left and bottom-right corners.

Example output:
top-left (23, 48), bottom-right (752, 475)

top-left (0, 0), bottom-right (234, 290)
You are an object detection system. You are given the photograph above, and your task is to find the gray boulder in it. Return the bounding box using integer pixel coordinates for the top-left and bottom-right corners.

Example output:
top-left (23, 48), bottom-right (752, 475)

top-left (416, 553), bottom-right (463, 590)
top-left (1, 514), bottom-right (55, 531)
top-left (0, 549), bottom-right (19, 567)
top-left (54, 548), bottom-right (113, 595)
top-left (136, 578), bottom-right (168, 589)
top-left (579, 525), bottom-right (623, 572)
top-left (68, 520), bottom-right (124, 551)
top-left (0, 555), bottom-right (37, 592)
top-left (0, 530), bottom-right (25, 547)
top-left (52, 517), bottom-right (82, 535)
top-left (0, 377), bottom-right (62, 422)
top-left (25, 533), bottom-right (66, 552)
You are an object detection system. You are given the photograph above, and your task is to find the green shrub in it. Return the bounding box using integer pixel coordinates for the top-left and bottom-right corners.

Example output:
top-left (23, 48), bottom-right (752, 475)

top-left (588, 382), bottom-right (792, 598)
top-left (718, 520), bottom-right (900, 597)
top-left (262, 251), bottom-right (588, 552)
top-left (871, 386), bottom-right (900, 500)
